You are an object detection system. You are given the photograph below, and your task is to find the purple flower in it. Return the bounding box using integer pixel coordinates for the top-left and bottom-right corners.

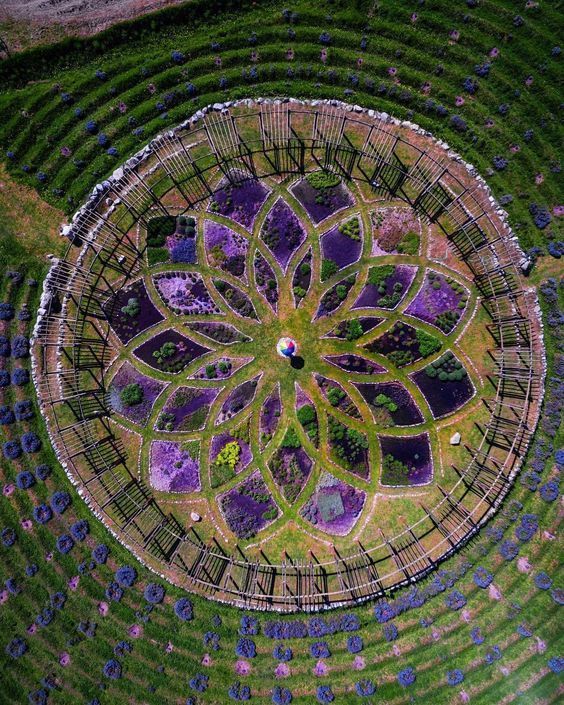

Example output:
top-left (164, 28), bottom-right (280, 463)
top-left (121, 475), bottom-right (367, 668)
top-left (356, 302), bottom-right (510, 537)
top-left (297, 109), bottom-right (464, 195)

top-left (310, 641), bottom-right (330, 659)
top-left (492, 156), bottom-right (508, 170)
top-left (383, 623), bottom-right (398, 641)
top-left (97, 133), bottom-right (109, 147)
top-left (316, 685), bottom-right (334, 703)
top-left (272, 686), bottom-right (292, 704)
top-left (35, 464), bottom-right (51, 481)
top-left (21, 432), bottom-right (41, 454)
top-left (92, 544), bottom-right (109, 564)
top-left (174, 597), bottom-right (193, 621)
top-left (473, 567), bottom-right (493, 589)
top-left (534, 572), bottom-right (553, 590)
top-left (85, 120), bottom-right (98, 134)
top-left (548, 657), bottom-right (564, 674)
top-left (228, 682), bottom-right (251, 701)
top-left (462, 76), bottom-right (478, 93)
top-left (319, 32), bottom-right (331, 45)
top-left (347, 635), bottom-right (363, 653)
top-left (103, 658), bottom-right (122, 679)
top-left (204, 631), bottom-right (220, 650)
top-left (171, 50), bottom-right (185, 64)
top-left (189, 674), bottom-right (208, 692)
top-left (499, 540), bottom-right (519, 561)
top-left (5, 636), bottom-right (28, 659)
top-left (144, 583), bottom-right (165, 604)
top-left (355, 679), bottom-right (376, 697)
top-left (171, 239), bottom-right (196, 263)
top-left (373, 601), bottom-right (396, 623)
top-left (28, 689), bottom-right (48, 705)
top-left (0, 303), bottom-right (14, 320)
top-left (240, 615), bottom-right (259, 636)
top-left (484, 645), bottom-right (502, 665)
top-left (14, 400), bottom-right (33, 421)
top-left (33, 504), bottom-right (52, 525)
top-left (445, 590), bottom-right (466, 611)
top-left (114, 640), bottom-right (132, 657)
top-left (50, 591), bottom-right (66, 610)
top-left (70, 520), bottom-right (89, 542)
top-left (3, 440), bottom-right (22, 459)
top-left (446, 669), bottom-right (464, 685)
top-left (0, 405), bottom-right (14, 425)
top-left (56, 534), bottom-right (74, 554)
top-left (540, 481), bottom-right (559, 502)
top-left (236, 638), bottom-right (256, 659)
top-left (50, 491), bottom-right (71, 514)
top-left (105, 581), bottom-right (124, 602)
top-left (16, 471), bottom-right (35, 490)
top-left (273, 644), bottom-right (293, 661)
top-left (95, 69), bottom-right (107, 80)
top-left (397, 667), bottom-right (416, 687)
top-left (517, 623), bottom-right (533, 638)
top-left (0, 370), bottom-right (9, 387)
top-left (115, 565), bottom-right (137, 587)
top-left (36, 607), bottom-right (54, 628)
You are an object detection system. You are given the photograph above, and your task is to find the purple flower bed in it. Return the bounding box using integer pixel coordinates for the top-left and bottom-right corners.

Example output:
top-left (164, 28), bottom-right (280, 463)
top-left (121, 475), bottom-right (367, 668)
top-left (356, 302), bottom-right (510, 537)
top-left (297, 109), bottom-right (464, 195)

top-left (156, 386), bottom-right (220, 432)
top-left (213, 279), bottom-right (257, 320)
top-left (190, 357), bottom-right (252, 380)
top-left (210, 429), bottom-right (253, 487)
top-left (149, 440), bottom-right (200, 492)
top-left (315, 274), bottom-right (357, 318)
top-left (186, 321), bottom-right (250, 345)
top-left (379, 433), bottom-right (433, 486)
top-left (301, 472), bottom-right (365, 536)
top-left (134, 330), bottom-right (211, 374)
top-left (208, 172), bottom-right (269, 230)
top-left (324, 354), bottom-right (385, 375)
top-left (292, 249), bottom-right (312, 306)
top-left (103, 279), bottom-right (164, 344)
top-left (260, 385), bottom-right (281, 448)
top-left (261, 199), bottom-right (306, 271)
top-left (315, 375), bottom-right (361, 419)
top-left (327, 415), bottom-right (369, 480)
top-left (254, 251), bottom-right (279, 311)
top-left (269, 445), bottom-right (313, 503)
top-left (371, 208), bottom-right (421, 255)
top-left (353, 382), bottom-right (423, 427)
top-left (324, 316), bottom-right (383, 340)
top-left (352, 265), bottom-right (416, 310)
top-left (219, 471), bottom-right (279, 539)
top-left (204, 220), bottom-right (249, 281)
top-left (154, 272), bottom-right (221, 316)
top-left (216, 376), bottom-right (260, 424)
top-left (364, 321), bottom-right (441, 367)
top-left (291, 175), bottom-right (354, 224)
top-left (108, 362), bottom-right (167, 426)
top-left (405, 270), bottom-right (469, 333)
top-left (411, 352), bottom-right (474, 418)
top-left (320, 218), bottom-right (362, 271)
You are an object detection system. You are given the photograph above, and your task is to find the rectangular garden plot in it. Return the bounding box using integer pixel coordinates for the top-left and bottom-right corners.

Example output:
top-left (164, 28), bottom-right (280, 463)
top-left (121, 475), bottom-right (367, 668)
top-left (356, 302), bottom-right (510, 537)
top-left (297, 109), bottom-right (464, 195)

top-left (352, 265), bottom-right (416, 310)
top-left (108, 361), bottom-right (168, 426)
top-left (379, 433), bottom-right (432, 487)
top-left (269, 432), bottom-right (313, 503)
top-left (371, 207), bottom-right (421, 256)
top-left (327, 415), bottom-right (369, 480)
top-left (204, 220), bottom-right (248, 281)
top-left (103, 279), bottom-right (164, 344)
top-left (320, 217), bottom-right (362, 276)
top-left (219, 471), bottom-right (279, 539)
top-left (300, 472), bottom-right (365, 536)
top-left (149, 440), bottom-right (201, 492)
top-left (404, 270), bottom-right (469, 333)
top-left (209, 422), bottom-right (253, 488)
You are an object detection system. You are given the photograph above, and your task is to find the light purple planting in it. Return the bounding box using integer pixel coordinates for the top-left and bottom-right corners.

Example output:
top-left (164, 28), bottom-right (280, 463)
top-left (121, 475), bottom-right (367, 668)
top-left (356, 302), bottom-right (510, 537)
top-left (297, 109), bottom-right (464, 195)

top-left (260, 199), bottom-right (307, 271)
top-left (216, 375), bottom-right (261, 424)
top-left (320, 221), bottom-right (362, 269)
top-left (108, 361), bottom-right (167, 426)
top-left (149, 440), bottom-right (201, 492)
top-left (260, 385), bottom-right (281, 448)
top-left (379, 433), bottom-right (433, 486)
top-left (301, 472), bottom-right (365, 536)
top-left (352, 265), bottom-right (417, 310)
top-left (210, 432), bottom-right (253, 474)
top-left (153, 271), bottom-right (221, 316)
top-left (371, 207), bottom-right (420, 255)
top-left (189, 357), bottom-right (253, 380)
top-left (324, 354), bottom-right (385, 375)
top-left (204, 220), bottom-right (249, 281)
top-left (208, 172), bottom-right (270, 230)
top-left (156, 386), bottom-right (220, 432)
top-left (405, 270), bottom-right (469, 332)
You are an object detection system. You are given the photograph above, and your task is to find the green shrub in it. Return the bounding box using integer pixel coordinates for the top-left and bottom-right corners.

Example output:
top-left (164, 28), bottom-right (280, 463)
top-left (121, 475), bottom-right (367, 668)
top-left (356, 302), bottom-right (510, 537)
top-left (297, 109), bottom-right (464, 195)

top-left (306, 170), bottom-right (341, 189)
top-left (120, 383), bottom-right (144, 406)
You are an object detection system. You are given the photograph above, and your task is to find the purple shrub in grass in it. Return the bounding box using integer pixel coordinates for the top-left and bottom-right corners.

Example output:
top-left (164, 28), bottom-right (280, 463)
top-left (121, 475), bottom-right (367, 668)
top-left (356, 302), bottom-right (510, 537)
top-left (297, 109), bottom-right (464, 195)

top-left (347, 635), bottom-right (363, 653)
top-left (0, 336), bottom-right (10, 357)
top-left (374, 601), bottom-right (396, 623)
top-left (70, 520), bottom-right (89, 542)
top-left (484, 645), bottom-right (502, 665)
top-left (3, 440), bottom-right (22, 459)
top-left (50, 491), bottom-right (71, 515)
top-left (499, 540), bottom-right (519, 560)
top-left (144, 583), bottom-right (165, 603)
top-left (316, 686), bottom-right (334, 703)
top-left (6, 577), bottom-right (21, 594)
top-left (446, 669), bottom-right (464, 685)
top-left (204, 631), bottom-right (220, 650)
top-left (0, 370), bottom-right (9, 387)
top-left (355, 680), bottom-right (376, 697)
top-left (517, 623), bottom-right (533, 638)
top-left (36, 607), bottom-right (54, 628)
top-left (273, 644), bottom-right (293, 661)
top-left (0, 303), bottom-right (14, 320)
top-left (115, 565), bottom-right (137, 588)
top-left (383, 623), bottom-right (398, 641)
top-left (16, 471), bottom-right (35, 490)
top-left (397, 667), bottom-right (416, 687)
top-left (105, 581), bottom-right (124, 602)
top-left (445, 590), bottom-right (466, 611)
top-left (103, 659), bottom-right (122, 679)
top-left (1, 528), bottom-right (16, 547)
top-left (540, 481), bottom-right (559, 502)
top-left (534, 572), bottom-right (553, 590)
top-left (548, 657), bottom-right (564, 674)
top-left (28, 690), bottom-right (48, 705)
top-left (471, 627), bottom-right (484, 645)
top-left (33, 504), bottom-right (52, 525)
top-left (14, 400), bottom-right (34, 421)
top-left (473, 567), bottom-right (493, 588)
top-left (236, 638), bottom-right (257, 659)
top-left (114, 641), bottom-right (132, 657)
top-left (310, 642), bottom-right (330, 659)
top-left (272, 686), bottom-right (292, 704)
top-left (240, 615), bottom-right (259, 636)
top-left (174, 597), bottom-right (194, 621)
top-left (228, 682), bottom-right (251, 701)
top-left (50, 592), bottom-right (66, 610)
top-left (0, 406), bottom-right (15, 425)
top-left (35, 464), bottom-right (51, 481)
top-left (5, 637), bottom-right (28, 659)
top-left (56, 534), bottom-right (74, 554)
top-left (92, 544), bottom-right (109, 565)
top-left (21, 432), bottom-right (41, 453)
top-left (189, 674), bottom-right (208, 692)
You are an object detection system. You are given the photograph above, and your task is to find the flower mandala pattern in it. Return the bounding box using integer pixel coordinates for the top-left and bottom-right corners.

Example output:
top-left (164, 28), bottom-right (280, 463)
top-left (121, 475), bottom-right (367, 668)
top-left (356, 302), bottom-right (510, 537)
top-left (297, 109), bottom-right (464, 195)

top-left (101, 168), bottom-right (482, 548)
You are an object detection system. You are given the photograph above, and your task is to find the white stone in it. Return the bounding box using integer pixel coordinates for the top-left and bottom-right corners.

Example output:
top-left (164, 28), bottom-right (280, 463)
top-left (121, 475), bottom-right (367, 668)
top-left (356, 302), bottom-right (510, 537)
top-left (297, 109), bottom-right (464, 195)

top-left (190, 512), bottom-right (201, 522)
top-left (450, 432), bottom-right (461, 445)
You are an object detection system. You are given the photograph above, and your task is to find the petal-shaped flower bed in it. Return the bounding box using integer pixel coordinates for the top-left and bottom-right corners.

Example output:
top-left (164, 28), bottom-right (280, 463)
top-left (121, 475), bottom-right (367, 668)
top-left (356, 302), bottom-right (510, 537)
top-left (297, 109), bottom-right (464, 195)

top-left (269, 430), bottom-right (313, 503)
top-left (379, 433), bottom-right (433, 486)
top-left (315, 274), bottom-right (357, 318)
top-left (324, 354), bottom-right (385, 375)
top-left (353, 382), bottom-right (424, 427)
top-left (411, 351), bottom-right (475, 418)
top-left (103, 279), bottom-right (164, 344)
top-left (108, 361), bottom-right (167, 426)
top-left (210, 420), bottom-right (253, 488)
top-left (253, 251), bottom-right (279, 311)
top-left (154, 272), bottom-right (221, 316)
top-left (292, 249), bottom-right (312, 307)
top-left (204, 220), bottom-right (249, 280)
top-left (156, 386), bottom-right (220, 432)
top-left (300, 472), bottom-right (365, 536)
top-left (213, 279), bottom-right (257, 320)
top-left (216, 375), bottom-right (261, 425)
top-left (371, 208), bottom-right (421, 256)
top-left (404, 270), bottom-right (469, 333)
top-left (324, 316), bottom-right (383, 340)
top-left (189, 356), bottom-right (252, 380)
top-left (352, 265), bottom-right (416, 310)
top-left (314, 375), bottom-right (361, 419)
top-left (149, 440), bottom-right (201, 492)
top-left (260, 385), bottom-right (281, 449)
top-left (260, 198), bottom-right (306, 271)
top-left (185, 321), bottom-right (250, 345)
top-left (134, 329), bottom-right (211, 374)
top-left (327, 414), bottom-right (369, 480)
top-left (364, 322), bottom-right (442, 367)
top-left (291, 172), bottom-right (354, 224)
top-left (296, 384), bottom-right (319, 447)
top-left (208, 172), bottom-right (269, 230)
top-left (320, 217), bottom-right (362, 275)
top-left (219, 470), bottom-right (279, 539)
